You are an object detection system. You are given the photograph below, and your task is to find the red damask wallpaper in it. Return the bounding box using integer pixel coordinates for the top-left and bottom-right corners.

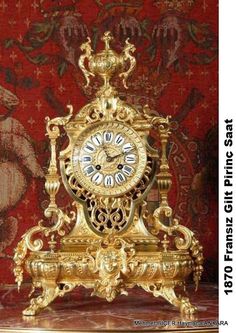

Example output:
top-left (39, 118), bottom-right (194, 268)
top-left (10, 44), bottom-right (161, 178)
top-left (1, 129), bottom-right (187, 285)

top-left (0, 0), bottom-right (218, 284)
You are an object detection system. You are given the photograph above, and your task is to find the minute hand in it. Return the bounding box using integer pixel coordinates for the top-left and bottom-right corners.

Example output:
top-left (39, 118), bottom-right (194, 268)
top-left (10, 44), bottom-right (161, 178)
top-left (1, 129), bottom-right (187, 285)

top-left (109, 149), bottom-right (135, 161)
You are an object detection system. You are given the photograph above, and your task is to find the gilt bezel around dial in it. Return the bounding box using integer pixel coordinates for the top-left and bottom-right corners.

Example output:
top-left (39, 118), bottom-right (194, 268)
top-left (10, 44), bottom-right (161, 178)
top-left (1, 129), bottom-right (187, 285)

top-left (71, 121), bottom-right (147, 197)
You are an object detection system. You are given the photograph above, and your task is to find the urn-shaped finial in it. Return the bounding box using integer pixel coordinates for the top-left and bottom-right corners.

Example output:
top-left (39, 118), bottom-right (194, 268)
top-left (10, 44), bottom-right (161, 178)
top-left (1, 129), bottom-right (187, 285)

top-left (78, 31), bottom-right (136, 96)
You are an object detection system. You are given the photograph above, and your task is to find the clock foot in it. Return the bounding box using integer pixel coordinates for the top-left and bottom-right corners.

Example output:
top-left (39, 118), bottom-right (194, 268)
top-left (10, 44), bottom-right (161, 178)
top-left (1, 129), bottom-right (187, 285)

top-left (157, 285), bottom-right (197, 315)
top-left (23, 281), bottom-right (60, 316)
top-left (139, 283), bottom-right (197, 317)
top-left (23, 282), bottom-right (77, 316)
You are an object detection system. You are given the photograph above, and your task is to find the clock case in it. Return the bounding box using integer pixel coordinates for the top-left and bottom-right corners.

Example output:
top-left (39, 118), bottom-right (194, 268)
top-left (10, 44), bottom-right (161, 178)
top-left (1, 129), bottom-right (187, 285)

top-left (13, 32), bottom-right (204, 317)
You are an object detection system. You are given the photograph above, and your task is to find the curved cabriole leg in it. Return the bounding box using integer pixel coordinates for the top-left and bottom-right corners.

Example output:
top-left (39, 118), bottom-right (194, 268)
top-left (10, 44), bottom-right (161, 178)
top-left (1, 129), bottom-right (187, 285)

top-left (23, 281), bottom-right (59, 316)
top-left (139, 283), bottom-right (197, 316)
top-left (156, 285), bottom-right (197, 315)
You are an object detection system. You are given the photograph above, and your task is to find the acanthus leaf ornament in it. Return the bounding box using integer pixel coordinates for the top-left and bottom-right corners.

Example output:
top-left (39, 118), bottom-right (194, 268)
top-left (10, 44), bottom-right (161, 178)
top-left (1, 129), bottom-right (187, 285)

top-left (13, 32), bottom-right (204, 317)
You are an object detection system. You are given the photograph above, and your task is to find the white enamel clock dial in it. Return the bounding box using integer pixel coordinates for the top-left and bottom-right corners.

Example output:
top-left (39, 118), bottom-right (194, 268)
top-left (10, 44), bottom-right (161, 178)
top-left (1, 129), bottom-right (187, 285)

top-left (72, 122), bottom-right (147, 197)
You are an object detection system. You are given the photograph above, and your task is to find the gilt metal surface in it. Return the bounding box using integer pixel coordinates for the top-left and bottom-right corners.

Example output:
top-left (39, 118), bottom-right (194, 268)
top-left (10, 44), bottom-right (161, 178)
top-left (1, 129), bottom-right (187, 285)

top-left (13, 32), bottom-right (203, 317)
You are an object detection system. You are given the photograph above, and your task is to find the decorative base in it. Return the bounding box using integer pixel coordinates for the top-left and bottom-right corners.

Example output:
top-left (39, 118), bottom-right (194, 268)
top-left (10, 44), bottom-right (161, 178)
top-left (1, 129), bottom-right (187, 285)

top-left (12, 30), bottom-right (204, 323)
top-left (23, 283), bottom-right (197, 317)
top-left (0, 283), bottom-right (218, 332)
top-left (22, 247), bottom-right (195, 316)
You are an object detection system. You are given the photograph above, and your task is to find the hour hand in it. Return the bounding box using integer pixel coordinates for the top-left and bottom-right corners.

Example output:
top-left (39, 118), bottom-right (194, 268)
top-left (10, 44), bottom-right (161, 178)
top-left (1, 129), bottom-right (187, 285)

top-left (102, 145), bottom-right (112, 160)
top-left (102, 145), bottom-right (109, 157)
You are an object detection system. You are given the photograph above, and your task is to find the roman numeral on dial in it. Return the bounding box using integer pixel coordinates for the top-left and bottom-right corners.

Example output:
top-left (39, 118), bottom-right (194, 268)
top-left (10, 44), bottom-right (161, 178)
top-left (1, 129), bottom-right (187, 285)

top-left (115, 172), bottom-right (126, 184)
top-left (83, 165), bottom-right (95, 176)
top-left (80, 155), bottom-right (92, 163)
top-left (91, 134), bottom-right (102, 146)
top-left (122, 143), bottom-right (133, 153)
top-left (104, 131), bottom-right (113, 143)
top-left (91, 172), bottom-right (103, 185)
top-left (125, 154), bottom-right (136, 164)
top-left (123, 165), bottom-right (134, 176)
top-left (83, 142), bottom-right (96, 153)
top-left (104, 175), bottom-right (114, 187)
top-left (114, 134), bottom-right (125, 145)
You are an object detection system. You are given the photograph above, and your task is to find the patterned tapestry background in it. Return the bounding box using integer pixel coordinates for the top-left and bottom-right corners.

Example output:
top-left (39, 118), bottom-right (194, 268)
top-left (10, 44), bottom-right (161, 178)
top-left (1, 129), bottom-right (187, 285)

top-left (0, 0), bottom-right (218, 284)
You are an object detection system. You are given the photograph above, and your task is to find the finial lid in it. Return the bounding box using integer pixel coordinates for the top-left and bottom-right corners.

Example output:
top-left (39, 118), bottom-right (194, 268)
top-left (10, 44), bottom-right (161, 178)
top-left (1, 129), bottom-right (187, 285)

top-left (78, 31), bottom-right (136, 96)
top-left (101, 31), bottom-right (114, 50)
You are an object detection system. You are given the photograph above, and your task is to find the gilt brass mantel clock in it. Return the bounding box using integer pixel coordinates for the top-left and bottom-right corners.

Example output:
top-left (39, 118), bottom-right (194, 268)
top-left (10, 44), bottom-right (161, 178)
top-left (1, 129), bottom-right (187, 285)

top-left (13, 32), bottom-right (204, 316)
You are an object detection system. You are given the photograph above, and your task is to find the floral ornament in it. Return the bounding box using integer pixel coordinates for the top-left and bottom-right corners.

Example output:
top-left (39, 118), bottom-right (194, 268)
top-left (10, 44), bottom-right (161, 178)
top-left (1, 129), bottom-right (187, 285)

top-left (57, 13), bottom-right (89, 67)
top-left (95, 15), bottom-right (148, 46)
top-left (149, 12), bottom-right (217, 73)
top-left (92, 1), bottom-right (147, 47)
top-left (4, 12), bottom-right (88, 77)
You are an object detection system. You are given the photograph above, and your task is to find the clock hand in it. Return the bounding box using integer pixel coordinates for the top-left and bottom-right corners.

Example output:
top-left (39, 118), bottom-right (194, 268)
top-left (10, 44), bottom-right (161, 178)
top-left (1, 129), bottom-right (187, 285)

top-left (102, 145), bottom-right (111, 158)
top-left (109, 148), bottom-right (135, 161)
top-left (109, 152), bottom-right (123, 160)
top-left (102, 145), bottom-right (115, 162)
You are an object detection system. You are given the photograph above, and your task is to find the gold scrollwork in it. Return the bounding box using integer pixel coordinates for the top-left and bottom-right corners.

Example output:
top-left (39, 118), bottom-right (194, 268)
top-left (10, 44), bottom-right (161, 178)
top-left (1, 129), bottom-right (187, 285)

top-left (88, 197), bottom-right (131, 233)
top-left (150, 205), bottom-right (204, 290)
top-left (78, 37), bottom-right (95, 88)
top-left (14, 105), bottom-right (75, 290)
top-left (13, 208), bottom-right (76, 290)
top-left (13, 31), bottom-right (204, 317)
top-left (76, 101), bottom-right (137, 125)
top-left (119, 38), bottom-right (136, 89)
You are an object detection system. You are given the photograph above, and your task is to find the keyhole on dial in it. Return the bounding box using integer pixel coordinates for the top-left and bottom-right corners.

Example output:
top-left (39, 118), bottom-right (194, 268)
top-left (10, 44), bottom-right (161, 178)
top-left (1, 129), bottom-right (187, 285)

top-left (96, 165), bottom-right (101, 170)
top-left (117, 164), bottom-right (123, 170)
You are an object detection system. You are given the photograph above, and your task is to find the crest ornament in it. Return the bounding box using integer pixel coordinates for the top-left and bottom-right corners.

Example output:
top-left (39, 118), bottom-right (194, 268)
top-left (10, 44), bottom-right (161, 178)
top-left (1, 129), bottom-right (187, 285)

top-left (13, 32), bottom-right (203, 316)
